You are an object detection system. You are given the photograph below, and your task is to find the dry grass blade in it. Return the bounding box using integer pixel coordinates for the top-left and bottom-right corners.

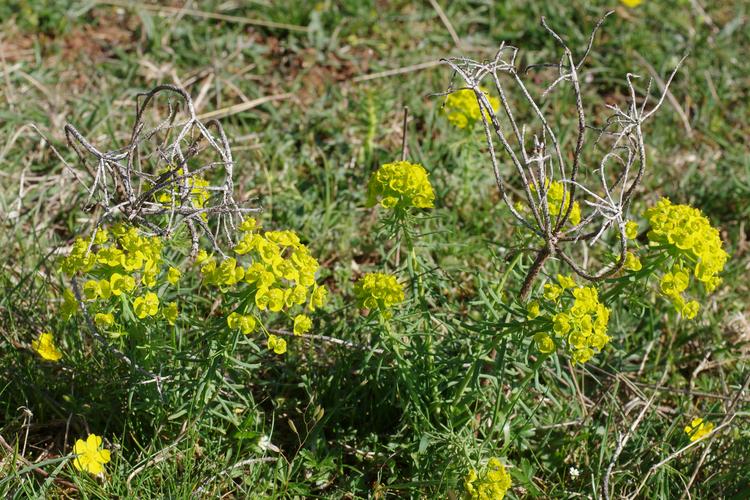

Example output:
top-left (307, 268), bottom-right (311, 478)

top-left (196, 92), bottom-right (293, 121)
top-left (97, 0), bottom-right (310, 33)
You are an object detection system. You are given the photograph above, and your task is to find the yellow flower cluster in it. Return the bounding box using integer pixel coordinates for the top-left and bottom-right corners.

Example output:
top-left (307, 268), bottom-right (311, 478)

top-left (366, 161), bottom-right (435, 210)
top-left (354, 272), bottom-right (404, 317)
top-left (154, 168), bottom-right (211, 220)
top-left (31, 332), bottom-right (63, 361)
top-left (532, 275), bottom-right (611, 364)
top-left (60, 224), bottom-right (182, 329)
top-left (620, 0), bottom-right (643, 7)
top-left (464, 457), bottom-right (511, 500)
top-left (72, 434), bottom-right (111, 475)
top-left (645, 198), bottom-right (728, 319)
top-left (442, 87), bottom-right (500, 129)
top-left (530, 180), bottom-right (582, 227)
top-left (684, 417), bottom-right (714, 442)
top-left (207, 218), bottom-right (327, 355)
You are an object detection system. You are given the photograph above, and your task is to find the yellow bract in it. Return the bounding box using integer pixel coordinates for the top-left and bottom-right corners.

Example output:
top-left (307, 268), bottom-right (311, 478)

top-left (526, 301), bottom-right (540, 320)
top-left (625, 220), bottom-right (639, 240)
top-left (533, 333), bottom-right (556, 354)
top-left (354, 273), bottom-right (404, 317)
top-left (267, 334), bottom-right (287, 355)
top-left (464, 457), bottom-right (512, 500)
top-left (366, 161), bottom-right (436, 211)
top-left (293, 314), bottom-right (312, 335)
top-left (61, 289), bottom-right (78, 320)
top-left (530, 180), bottom-right (582, 227)
top-left (442, 87), bottom-right (500, 130)
top-left (133, 292), bottom-right (159, 319)
top-left (645, 198), bottom-right (728, 319)
top-left (624, 252), bottom-right (642, 272)
top-left (72, 434), bottom-right (111, 475)
top-left (167, 266), bottom-right (181, 285)
top-left (227, 311), bottom-right (256, 335)
top-left (31, 332), bottom-right (63, 362)
top-left (532, 275), bottom-right (611, 364)
top-left (94, 313), bottom-right (115, 329)
top-left (684, 417), bottom-right (714, 442)
top-left (163, 302), bottom-right (179, 325)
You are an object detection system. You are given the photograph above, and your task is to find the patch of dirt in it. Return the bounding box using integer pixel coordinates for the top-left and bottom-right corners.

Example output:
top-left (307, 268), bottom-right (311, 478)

top-left (59, 9), bottom-right (136, 64)
top-left (0, 28), bottom-right (35, 63)
top-left (246, 29), bottom-right (375, 104)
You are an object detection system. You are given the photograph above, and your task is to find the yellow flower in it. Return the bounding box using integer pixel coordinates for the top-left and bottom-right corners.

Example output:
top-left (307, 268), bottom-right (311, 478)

top-left (267, 334), bottom-right (287, 355)
top-left (133, 292), bottom-right (159, 319)
top-left (366, 161), bottom-right (436, 210)
top-left (93, 228), bottom-right (109, 245)
top-left (526, 301), bottom-right (540, 319)
top-left (267, 288), bottom-right (285, 312)
top-left (83, 280), bottom-right (101, 301)
top-left (94, 313), bottom-right (115, 329)
top-left (684, 417), bottom-right (714, 442)
top-left (110, 273), bottom-right (135, 296)
top-left (543, 283), bottom-right (562, 302)
top-left (31, 332), bottom-right (62, 361)
top-left (72, 434), bottom-right (111, 475)
top-left (61, 289), bottom-right (78, 320)
top-left (167, 266), bottom-right (181, 285)
top-left (620, 0), bottom-right (643, 7)
top-left (553, 312), bottom-right (571, 336)
top-left (572, 347), bottom-right (594, 364)
top-left (354, 273), bottom-right (405, 314)
top-left (195, 249), bottom-right (209, 264)
top-left (533, 333), bottom-right (555, 354)
top-left (528, 180), bottom-right (583, 228)
top-left (624, 252), bottom-right (642, 272)
top-left (464, 457), bottom-right (511, 499)
top-left (557, 274), bottom-right (576, 290)
top-left (442, 87), bottom-right (500, 130)
top-left (163, 302), bottom-right (178, 325)
top-left (681, 300), bottom-right (700, 320)
top-left (142, 271), bottom-right (157, 289)
top-left (293, 314), bottom-right (312, 335)
top-left (239, 217), bottom-right (258, 232)
top-left (309, 284), bottom-right (328, 312)
top-left (625, 220), bottom-right (639, 239)
top-left (60, 238), bottom-right (96, 275)
top-left (227, 311), bottom-right (256, 334)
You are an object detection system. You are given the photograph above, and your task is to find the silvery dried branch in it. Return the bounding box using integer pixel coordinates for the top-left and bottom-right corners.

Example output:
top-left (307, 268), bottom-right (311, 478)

top-left (440, 12), bottom-right (685, 299)
top-left (63, 84), bottom-right (259, 259)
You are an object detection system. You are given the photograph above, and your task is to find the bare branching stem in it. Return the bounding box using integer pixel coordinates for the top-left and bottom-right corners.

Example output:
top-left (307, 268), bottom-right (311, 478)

top-left (439, 14), bottom-right (684, 294)
top-left (63, 84), bottom-right (255, 256)
top-left (519, 246), bottom-right (551, 301)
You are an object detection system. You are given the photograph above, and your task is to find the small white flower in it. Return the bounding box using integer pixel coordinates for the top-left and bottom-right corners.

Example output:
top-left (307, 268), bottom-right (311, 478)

top-left (258, 435), bottom-right (271, 451)
top-left (569, 466), bottom-right (581, 478)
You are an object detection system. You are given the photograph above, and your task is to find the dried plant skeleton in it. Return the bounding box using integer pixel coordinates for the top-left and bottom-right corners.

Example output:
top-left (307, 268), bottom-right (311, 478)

top-left (64, 84), bottom-right (259, 258)
top-left (440, 12), bottom-right (685, 297)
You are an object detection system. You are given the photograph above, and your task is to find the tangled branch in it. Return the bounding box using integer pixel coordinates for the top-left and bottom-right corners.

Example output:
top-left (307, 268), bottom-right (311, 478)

top-left (440, 12), bottom-right (685, 298)
top-left (63, 84), bottom-right (259, 258)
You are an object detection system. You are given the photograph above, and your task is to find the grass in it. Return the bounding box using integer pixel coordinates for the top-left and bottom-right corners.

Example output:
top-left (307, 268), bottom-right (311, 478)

top-left (1, 0), bottom-right (749, 498)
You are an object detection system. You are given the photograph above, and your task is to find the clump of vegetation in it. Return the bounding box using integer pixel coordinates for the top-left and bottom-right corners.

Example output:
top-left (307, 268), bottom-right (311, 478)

top-left (2, 2), bottom-right (748, 498)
